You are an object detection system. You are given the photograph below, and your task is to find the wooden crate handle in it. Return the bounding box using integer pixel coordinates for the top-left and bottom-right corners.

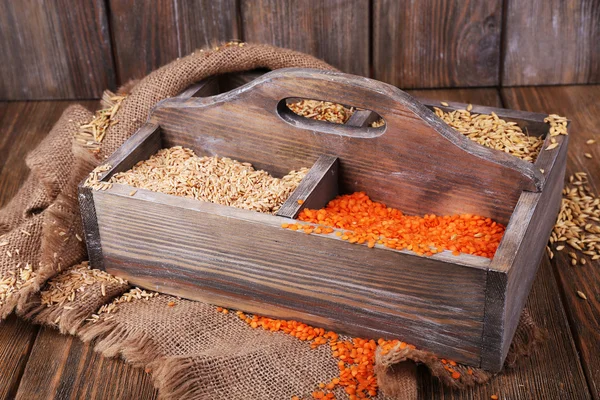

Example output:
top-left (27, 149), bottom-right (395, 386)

top-left (151, 68), bottom-right (542, 223)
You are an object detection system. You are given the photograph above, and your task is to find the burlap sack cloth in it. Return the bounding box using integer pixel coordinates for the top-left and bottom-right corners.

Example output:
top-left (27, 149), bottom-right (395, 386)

top-left (0, 43), bottom-right (544, 400)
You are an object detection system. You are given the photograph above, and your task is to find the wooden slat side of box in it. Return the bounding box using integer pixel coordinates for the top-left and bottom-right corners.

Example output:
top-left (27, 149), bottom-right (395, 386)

top-left (97, 123), bottom-right (162, 182)
top-left (92, 186), bottom-right (489, 365)
top-left (481, 135), bottom-right (568, 371)
top-left (276, 155), bottom-right (339, 218)
top-left (78, 185), bottom-right (104, 270)
top-left (152, 68), bottom-right (542, 225)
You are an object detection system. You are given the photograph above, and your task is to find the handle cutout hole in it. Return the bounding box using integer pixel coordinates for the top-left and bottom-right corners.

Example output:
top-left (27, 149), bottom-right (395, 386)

top-left (278, 98), bottom-right (386, 138)
top-left (285, 98), bottom-right (385, 128)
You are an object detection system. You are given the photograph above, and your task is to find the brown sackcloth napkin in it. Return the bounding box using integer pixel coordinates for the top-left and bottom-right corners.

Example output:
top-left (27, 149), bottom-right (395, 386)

top-left (0, 43), bottom-right (544, 400)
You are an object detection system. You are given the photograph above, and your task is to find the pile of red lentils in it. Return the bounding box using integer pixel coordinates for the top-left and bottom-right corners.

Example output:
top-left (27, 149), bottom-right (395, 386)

top-left (284, 192), bottom-right (505, 259)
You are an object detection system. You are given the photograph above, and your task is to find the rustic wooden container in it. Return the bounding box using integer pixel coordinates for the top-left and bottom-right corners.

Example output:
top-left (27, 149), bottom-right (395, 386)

top-left (79, 69), bottom-right (567, 371)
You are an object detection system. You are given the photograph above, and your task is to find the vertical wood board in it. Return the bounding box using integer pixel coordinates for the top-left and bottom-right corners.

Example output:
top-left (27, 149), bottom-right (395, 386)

top-left (502, 0), bottom-right (600, 86)
top-left (241, 0), bottom-right (369, 76)
top-left (373, 0), bottom-right (502, 88)
top-left (0, 1), bottom-right (115, 100)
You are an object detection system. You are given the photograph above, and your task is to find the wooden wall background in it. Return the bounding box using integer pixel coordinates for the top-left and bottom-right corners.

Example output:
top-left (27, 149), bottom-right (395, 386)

top-left (0, 0), bottom-right (598, 100)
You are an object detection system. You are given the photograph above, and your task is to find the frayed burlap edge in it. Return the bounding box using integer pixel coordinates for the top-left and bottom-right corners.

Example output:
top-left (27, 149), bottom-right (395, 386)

top-left (376, 309), bottom-right (546, 393)
top-left (73, 300), bottom-right (545, 399)
top-left (12, 143), bottom-right (99, 315)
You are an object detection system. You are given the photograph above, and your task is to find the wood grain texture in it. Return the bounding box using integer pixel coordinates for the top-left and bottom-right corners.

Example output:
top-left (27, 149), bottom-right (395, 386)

top-left (482, 134), bottom-right (567, 370)
top-left (503, 0), bottom-right (600, 86)
top-left (502, 85), bottom-right (600, 399)
top-left (0, 316), bottom-right (38, 400)
top-left (276, 155), bottom-right (339, 218)
top-left (373, 0), bottom-right (502, 88)
top-left (419, 258), bottom-right (592, 400)
top-left (0, 101), bottom-right (97, 205)
top-left (94, 184), bottom-right (489, 365)
top-left (109, 0), bottom-right (239, 84)
top-left (15, 327), bottom-right (158, 400)
top-left (152, 69), bottom-right (542, 225)
top-left (0, 1), bottom-right (114, 100)
top-left (241, 0), bottom-right (369, 76)
top-left (410, 88), bottom-right (591, 400)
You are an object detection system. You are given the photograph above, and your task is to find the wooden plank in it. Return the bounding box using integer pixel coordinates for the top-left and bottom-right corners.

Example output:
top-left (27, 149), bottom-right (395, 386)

top-left (276, 155), bottom-right (339, 218)
top-left (0, 101), bottom-right (91, 398)
top-left (241, 0), bottom-right (369, 76)
top-left (0, 315), bottom-right (38, 400)
top-left (409, 88), bottom-right (591, 400)
top-left (502, 85), bottom-right (600, 399)
top-left (93, 184), bottom-right (489, 365)
top-left (373, 0), bottom-right (502, 88)
top-left (15, 327), bottom-right (158, 400)
top-left (0, 1), bottom-right (115, 100)
top-left (482, 135), bottom-right (567, 370)
top-left (0, 101), bottom-right (95, 200)
top-left (502, 0), bottom-right (600, 86)
top-left (152, 69), bottom-right (542, 225)
top-left (109, 0), bottom-right (240, 84)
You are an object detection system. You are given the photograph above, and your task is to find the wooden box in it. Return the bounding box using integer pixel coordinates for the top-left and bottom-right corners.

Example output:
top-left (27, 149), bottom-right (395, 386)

top-left (79, 69), bottom-right (567, 371)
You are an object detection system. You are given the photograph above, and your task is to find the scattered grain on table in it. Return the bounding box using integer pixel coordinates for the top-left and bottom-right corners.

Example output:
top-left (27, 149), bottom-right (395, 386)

top-left (550, 172), bottom-right (600, 264)
top-left (108, 146), bottom-right (308, 214)
top-left (433, 107), bottom-right (544, 162)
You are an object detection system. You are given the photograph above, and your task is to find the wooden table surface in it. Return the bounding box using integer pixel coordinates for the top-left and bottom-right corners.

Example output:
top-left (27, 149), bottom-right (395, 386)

top-left (0, 86), bottom-right (598, 400)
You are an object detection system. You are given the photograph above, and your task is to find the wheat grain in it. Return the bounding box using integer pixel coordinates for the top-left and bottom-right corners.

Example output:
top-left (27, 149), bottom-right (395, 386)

top-left (433, 107), bottom-right (544, 162)
top-left (108, 147), bottom-right (308, 214)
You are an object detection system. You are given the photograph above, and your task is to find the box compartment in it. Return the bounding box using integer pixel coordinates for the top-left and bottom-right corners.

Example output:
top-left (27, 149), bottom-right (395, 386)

top-left (79, 69), bottom-right (567, 371)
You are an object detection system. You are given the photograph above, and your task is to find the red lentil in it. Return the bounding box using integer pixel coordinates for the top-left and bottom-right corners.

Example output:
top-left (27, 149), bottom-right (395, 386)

top-left (286, 192), bottom-right (504, 259)
top-left (219, 307), bottom-right (462, 399)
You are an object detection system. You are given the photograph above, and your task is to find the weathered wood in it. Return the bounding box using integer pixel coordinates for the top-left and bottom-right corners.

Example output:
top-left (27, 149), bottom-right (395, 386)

top-left (109, 0), bottom-right (239, 84)
top-left (277, 155), bottom-right (339, 219)
top-left (502, 85), bottom-right (600, 399)
top-left (93, 183), bottom-right (489, 365)
top-left (373, 0), bottom-right (502, 88)
top-left (419, 258), bottom-right (591, 400)
top-left (482, 133), bottom-right (567, 370)
top-left (15, 327), bottom-right (158, 400)
top-left (346, 110), bottom-right (381, 128)
top-left (502, 0), bottom-right (600, 86)
top-left (0, 1), bottom-right (115, 100)
top-left (96, 123), bottom-right (162, 181)
top-left (78, 123), bottom-right (161, 271)
top-left (0, 316), bottom-right (38, 400)
top-left (410, 88), bottom-right (590, 399)
top-left (0, 101), bottom-right (97, 206)
top-left (79, 186), bottom-right (104, 272)
top-left (152, 68), bottom-right (542, 225)
top-left (241, 0), bottom-right (369, 76)
top-left (173, 78), bottom-right (219, 100)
